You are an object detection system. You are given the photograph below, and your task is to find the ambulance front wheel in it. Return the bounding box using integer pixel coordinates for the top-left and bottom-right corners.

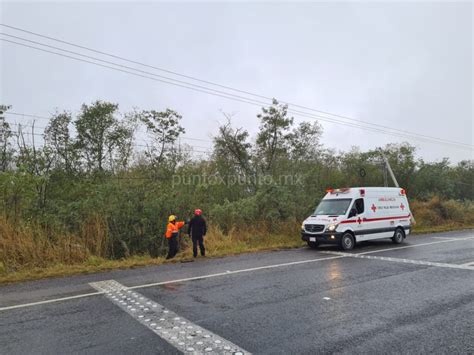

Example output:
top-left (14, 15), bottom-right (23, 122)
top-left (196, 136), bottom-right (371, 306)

top-left (340, 233), bottom-right (355, 251)
top-left (307, 241), bottom-right (319, 249)
top-left (392, 228), bottom-right (405, 244)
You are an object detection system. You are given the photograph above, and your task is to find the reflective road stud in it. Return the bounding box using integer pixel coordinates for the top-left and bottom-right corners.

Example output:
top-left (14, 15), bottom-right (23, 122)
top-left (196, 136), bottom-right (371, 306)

top-left (90, 280), bottom-right (251, 355)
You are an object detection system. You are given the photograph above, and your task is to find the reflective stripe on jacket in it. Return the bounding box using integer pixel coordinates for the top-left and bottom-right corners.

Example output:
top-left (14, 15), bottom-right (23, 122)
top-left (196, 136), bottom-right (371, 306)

top-left (165, 221), bottom-right (185, 239)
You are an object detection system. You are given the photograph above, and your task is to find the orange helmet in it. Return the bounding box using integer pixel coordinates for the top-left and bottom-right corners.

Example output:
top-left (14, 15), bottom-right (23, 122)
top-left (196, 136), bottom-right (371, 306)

top-left (194, 209), bottom-right (202, 216)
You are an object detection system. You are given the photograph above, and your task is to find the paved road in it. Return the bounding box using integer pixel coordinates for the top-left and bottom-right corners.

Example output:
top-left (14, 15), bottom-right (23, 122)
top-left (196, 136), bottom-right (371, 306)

top-left (1, 230), bottom-right (473, 354)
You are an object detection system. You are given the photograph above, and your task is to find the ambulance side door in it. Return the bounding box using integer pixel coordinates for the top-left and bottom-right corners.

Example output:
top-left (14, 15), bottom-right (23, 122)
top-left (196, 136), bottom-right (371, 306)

top-left (361, 196), bottom-right (382, 241)
top-left (352, 198), bottom-right (366, 241)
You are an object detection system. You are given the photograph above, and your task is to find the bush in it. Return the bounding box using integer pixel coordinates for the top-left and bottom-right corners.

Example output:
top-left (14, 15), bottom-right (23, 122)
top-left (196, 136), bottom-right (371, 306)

top-left (411, 197), bottom-right (474, 227)
top-left (1, 194), bottom-right (472, 277)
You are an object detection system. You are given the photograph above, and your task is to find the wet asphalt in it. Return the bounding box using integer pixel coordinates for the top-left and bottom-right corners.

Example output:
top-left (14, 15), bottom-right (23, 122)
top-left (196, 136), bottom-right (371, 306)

top-left (0, 230), bottom-right (473, 354)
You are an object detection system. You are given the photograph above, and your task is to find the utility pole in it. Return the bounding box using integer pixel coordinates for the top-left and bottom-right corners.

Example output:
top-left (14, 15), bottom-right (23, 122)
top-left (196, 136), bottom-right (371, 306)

top-left (379, 150), bottom-right (414, 223)
top-left (381, 152), bottom-right (399, 188)
top-left (375, 149), bottom-right (399, 188)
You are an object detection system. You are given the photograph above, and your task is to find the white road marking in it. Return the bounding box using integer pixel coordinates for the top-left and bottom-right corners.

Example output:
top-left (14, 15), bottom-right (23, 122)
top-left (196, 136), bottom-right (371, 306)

top-left (460, 261), bottom-right (474, 267)
top-left (0, 255), bottom-right (342, 311)
top-left (323, 297), bottom-right (331, 300)
top-left (126, 237), bottom-right (474, 291)
top-left (128, 255), bottom-right (344, 290)
top-left (356, 236), bottom-right (474, 255)
top-left (321, 251), bottom-right (474, 270)
top-left (90, 280), bottom-right (251, 355)
top-left (1, 235), bottom-right (473, 312)
top-left (0, 291), bottom-right (102, 311)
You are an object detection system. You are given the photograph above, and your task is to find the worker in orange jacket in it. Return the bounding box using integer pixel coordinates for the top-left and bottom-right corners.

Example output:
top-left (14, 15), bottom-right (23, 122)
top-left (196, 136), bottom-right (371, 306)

top-left (165, 215), bottom-right (186, 259)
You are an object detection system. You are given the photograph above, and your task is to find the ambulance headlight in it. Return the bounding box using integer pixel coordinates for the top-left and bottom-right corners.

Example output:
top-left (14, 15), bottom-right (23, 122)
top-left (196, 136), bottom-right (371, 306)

top-left (301, 222), bottom-right (305, 230)
top-left (327, 223), bottom-right (338, 232)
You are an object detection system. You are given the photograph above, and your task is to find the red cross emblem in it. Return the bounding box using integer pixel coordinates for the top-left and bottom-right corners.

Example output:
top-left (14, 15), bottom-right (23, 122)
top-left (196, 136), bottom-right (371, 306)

top-left (357, 217), bottom-right (362, 224)
top-left (400, 203), bottom-right (405, 210)
top-left (371, 204), bottom-right (377, 213)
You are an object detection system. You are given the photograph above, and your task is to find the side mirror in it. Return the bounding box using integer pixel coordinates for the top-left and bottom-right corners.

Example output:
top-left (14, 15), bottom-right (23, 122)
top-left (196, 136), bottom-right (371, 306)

top-left (349, 208), bottom-right (357, 218)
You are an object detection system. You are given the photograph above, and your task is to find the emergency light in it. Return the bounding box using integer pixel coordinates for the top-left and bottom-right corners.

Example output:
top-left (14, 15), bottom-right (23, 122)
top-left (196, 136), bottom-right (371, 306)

top-left (327, 187), bottom-right (351, 194)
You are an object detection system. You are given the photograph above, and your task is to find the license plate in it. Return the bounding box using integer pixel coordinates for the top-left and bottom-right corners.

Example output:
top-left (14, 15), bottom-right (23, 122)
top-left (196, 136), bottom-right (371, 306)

top-left (309, 237), bottom-right (316, 242)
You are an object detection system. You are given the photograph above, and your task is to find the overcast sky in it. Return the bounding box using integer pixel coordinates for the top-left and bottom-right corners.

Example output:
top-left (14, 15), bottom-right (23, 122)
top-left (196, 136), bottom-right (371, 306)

top-left (1, 1), bottom-right (472, 162)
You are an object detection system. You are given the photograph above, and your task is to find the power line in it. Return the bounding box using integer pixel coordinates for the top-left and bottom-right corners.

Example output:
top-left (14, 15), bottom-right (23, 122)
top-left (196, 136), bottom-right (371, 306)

top-left (11, 143), bottom-right (473, 186)
top-left (1, 24), bottom-right (467, 147)
top-left (5, 112), bottom-right (57, 121)
top-left (1, 24), bottom-right (471, 149)
top-left (1, 39), bottom-right (274, 119)
top-left (3, 36), bottom-right (469, 150)
top-left (5, 112), bottom-right (214, 144)
top-left (1, 32), bottom-right (278, 111)
top-left (12, 142), bottom-right (212, 155)
top-left (3, 112), bottom-right (50, 120)
top-left (6, 126), bottom-right (472, 185)
top-left (3, 126), bottom-right (213, 154)
top-left (1, 36), bottom-right (468, 149)
top-left (1, 37), bottom-right (473, 150)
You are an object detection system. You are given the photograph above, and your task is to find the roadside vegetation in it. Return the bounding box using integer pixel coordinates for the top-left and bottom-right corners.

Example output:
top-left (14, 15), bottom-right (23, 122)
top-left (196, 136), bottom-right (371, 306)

top-left (0, 100), bottom-right (472, 283)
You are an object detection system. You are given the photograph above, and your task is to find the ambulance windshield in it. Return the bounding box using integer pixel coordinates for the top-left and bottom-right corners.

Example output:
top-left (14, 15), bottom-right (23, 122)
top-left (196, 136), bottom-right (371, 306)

top-left (313, 198), bottom-right (352, 216)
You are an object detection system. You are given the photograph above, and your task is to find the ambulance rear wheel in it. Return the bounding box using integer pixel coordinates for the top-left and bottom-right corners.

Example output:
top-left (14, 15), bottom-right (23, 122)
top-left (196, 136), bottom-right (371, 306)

top-left (392, 228), bottom-right (405, 244)
top-left (307, 241), bottom-right (319, 249)
top-left (340, 233), bottom-right (355, 251)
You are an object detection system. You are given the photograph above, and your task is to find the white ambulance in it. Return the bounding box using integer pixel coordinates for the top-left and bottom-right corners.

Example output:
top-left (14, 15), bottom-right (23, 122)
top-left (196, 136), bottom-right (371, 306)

top-left (301, 187), bottom-right (412, 250)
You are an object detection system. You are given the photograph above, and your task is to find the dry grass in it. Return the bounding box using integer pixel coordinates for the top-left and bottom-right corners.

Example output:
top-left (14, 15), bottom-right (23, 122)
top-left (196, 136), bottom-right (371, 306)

top-left (411, 197), bottom-right (474, 227)
top-left (180, 223), bottom-right (302, 258)
top-left (411, 224), bottom-right (474, 235)
top-left (0, 256), bottom-right (165, 284)
top-left (0, 216), bottom-right (88, 270)
top-left (0, 222), bottom-right (303, 284)
top-left (0, 215), bottom-right (108, 274)
top-left (1, 197), bottom-right (473, 284)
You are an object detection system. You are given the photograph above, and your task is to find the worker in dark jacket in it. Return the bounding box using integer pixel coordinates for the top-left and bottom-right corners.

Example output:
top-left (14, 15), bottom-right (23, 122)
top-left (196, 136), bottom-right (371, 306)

top-left (188, 209), bottom-right (207, 257)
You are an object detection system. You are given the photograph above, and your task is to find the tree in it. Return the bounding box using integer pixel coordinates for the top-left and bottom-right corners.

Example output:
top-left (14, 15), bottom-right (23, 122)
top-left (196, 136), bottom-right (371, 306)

top-left (105, 114), bottom-right (136, 173)
top-left (213, 113), bottom-right (253, 182)
top-left (0, 105), bottom-right (13, 172)
top-left (256, 99), bottom-right (293, 174)
top-left (44, 111), bottom-right (77, 172)
top-left (452, 160), bottom-right (474, 200)
top-left (136, 109), bottom-right (185, 173)
top-left (381, 143), bottom-right (417, 190)
top-left (15, 122), bottom-right (54, 210)
top-left (287, 121), bottom-right (323, 162)
top-left (75, 101), bottom-right (132, 172)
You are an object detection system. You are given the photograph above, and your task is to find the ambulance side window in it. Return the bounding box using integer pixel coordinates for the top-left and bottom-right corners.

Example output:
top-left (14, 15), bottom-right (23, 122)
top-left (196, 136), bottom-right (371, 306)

top-left (355, 198), bottom-right (364, 214)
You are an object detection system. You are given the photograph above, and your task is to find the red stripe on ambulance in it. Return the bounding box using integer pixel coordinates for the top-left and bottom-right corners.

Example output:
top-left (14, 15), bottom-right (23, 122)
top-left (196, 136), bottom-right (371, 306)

top-left (340, 214), bottom-right (411, 224)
